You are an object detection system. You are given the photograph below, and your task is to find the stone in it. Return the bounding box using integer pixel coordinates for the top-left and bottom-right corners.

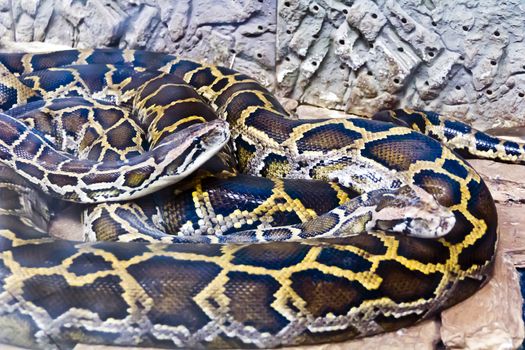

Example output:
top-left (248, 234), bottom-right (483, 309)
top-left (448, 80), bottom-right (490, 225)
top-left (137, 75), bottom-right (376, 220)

top-left (77, 0), bottom-right (127, 48)
top-left (385, 0), bottom-right (443, 63)
top-left (75, 346), bottom-right (157, 350)
top-left (346, 0), bottom-right (386, 42)
top-left (0, 38), bottom-right (71, 53)
top-left (333, 22), bottom-right (364, 70)
top-left (15, 12), bottom-right (34, 42)
top-left (468, 159), bottom-right (525, 204)
top-left (33, 0), bottom-right (54, 42)
top-left (165, 0), bottom-right (190, 42)
top-left (405, 50), bottom-right (462, 104)
top-left (49, 205), bottom-right (84, 241)
top-left (296, 104), bottom-right (358, 119)
top-left (120, 5), bottom-right (159, 48)
top-left (278, 96), bottom-right (299, 113)
top-left (299, 42), bottom-right (349, 108)
top-left (288, 4), bottom-right (325, 58)
top-left (441, 252), bottom-right (524, 350)
top-left (497, 205), bottom-right (525, 268)
top-left (276, 0), bottom-right (525, 130)
top-left (0, 0), bottom-right (10, 12)
top-left (20, 0), bottom-right (39, 17)
top-left (43, 15), bottom-right (75, 47)
top-left (0, 6), bottom-right (12, 42)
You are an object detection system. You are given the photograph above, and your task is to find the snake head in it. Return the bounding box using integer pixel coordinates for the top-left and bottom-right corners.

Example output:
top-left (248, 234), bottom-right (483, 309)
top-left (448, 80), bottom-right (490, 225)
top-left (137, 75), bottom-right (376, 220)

top-left (373, 185), bottom-right (456, 239)
top-left (89, 119), bottom-right (230, 203)
top-left (146, 119), bottom-right (231, 188)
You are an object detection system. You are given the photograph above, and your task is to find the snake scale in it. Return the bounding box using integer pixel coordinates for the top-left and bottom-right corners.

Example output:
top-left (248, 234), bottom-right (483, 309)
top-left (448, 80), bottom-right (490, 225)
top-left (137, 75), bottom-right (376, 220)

top-left (0, 48), bottom-right (521, 349)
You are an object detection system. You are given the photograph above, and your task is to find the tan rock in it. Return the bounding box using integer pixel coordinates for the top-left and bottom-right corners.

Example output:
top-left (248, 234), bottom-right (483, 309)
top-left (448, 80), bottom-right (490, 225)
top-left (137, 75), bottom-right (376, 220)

top-left (0, 39), bottom-right (71, 52)
top-left (440, 252), bottom-right (524, 349)
top-left (295, 104), bottom-right (359, 119)
top-left (278, 96), bottom-right (299, 114)
top-left (468, 159), bottom-right (525, 203)
top-left (75, 346), bottom-right (157, 350)
top-left (0, 344), bottom-right (26, 350)
top-left (48, 204), bottom-right (84, 241)
top-left (498, 205), bottom-right (525, 267)
top-left (288, 319), bottom-right (440, 350)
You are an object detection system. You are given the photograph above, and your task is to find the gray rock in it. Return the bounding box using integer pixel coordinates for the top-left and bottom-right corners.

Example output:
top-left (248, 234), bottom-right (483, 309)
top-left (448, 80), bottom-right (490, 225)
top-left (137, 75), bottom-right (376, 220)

top-left (33, 0), bottom-right (54, 41)
top-left (277, 0), bottom-right (525, 129)
top-left (346, 0), bottom-right (385, 42)
top-left (20, 0), bottom-right (39, 17)
top-left (165, 0), bottom-right (190, 43)
top-left (15, 12), bottom-right (34, 42)
top-left (120, 5), bottom-right (159, 48)
top-left (0, 12), bottom-right (12, 41)
top-left (43, 14), bottom-right (74, 47)
top-left (0, 0), bottom-right (10, 12)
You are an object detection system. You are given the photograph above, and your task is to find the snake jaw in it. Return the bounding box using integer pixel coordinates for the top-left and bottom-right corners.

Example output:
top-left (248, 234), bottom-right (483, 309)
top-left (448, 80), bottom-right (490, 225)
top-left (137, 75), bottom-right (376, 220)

top-left (395, 207), bottom-right (456, 238)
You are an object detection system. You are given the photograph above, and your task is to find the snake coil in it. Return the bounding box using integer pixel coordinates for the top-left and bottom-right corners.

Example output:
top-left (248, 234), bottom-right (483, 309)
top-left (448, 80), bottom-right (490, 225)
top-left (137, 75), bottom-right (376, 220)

top-left (0, 48), bottom-right (519, 349)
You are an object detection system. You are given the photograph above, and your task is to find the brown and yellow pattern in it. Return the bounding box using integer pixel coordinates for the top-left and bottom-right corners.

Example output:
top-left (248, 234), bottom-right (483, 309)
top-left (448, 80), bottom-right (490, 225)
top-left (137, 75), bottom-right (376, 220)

top-left (0, 48), bottom-right (518, 349)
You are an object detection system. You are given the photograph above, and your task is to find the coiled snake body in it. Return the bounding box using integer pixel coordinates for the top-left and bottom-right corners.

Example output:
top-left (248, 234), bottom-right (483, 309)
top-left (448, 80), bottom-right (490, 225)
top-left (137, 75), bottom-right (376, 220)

top-left (0, 49), bottom-right (521, 349)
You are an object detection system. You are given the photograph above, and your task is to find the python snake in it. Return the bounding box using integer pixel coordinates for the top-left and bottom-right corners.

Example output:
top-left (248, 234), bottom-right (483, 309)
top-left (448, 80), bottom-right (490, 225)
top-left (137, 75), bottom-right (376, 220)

top-left (0, 48), bottom-right (521, 349)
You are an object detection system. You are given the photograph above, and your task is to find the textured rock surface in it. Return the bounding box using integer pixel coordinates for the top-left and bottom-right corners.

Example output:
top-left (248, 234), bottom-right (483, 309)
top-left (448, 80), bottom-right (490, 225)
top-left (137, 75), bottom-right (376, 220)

top-left (277, 0), bottom-right (525, 130)
top-left (0, 0), bottom-right (276, 87)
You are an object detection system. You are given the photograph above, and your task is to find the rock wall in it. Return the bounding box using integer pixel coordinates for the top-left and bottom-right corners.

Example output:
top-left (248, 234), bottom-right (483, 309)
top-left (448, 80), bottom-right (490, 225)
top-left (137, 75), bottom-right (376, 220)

top-left (277, 0), bottom-right (525, 129)
top-left (1, 0), bottom-right (525, 128)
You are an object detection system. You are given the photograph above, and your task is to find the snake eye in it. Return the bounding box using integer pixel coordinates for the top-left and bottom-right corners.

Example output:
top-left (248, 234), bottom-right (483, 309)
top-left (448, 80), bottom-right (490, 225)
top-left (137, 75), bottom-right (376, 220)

top-left (199, 120), bottom-right (230, 148)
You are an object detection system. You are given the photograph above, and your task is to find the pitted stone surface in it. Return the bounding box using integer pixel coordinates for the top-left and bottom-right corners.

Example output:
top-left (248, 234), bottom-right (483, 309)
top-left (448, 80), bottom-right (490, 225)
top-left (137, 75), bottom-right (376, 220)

top-left (276, 0), bottom-right (525, 129)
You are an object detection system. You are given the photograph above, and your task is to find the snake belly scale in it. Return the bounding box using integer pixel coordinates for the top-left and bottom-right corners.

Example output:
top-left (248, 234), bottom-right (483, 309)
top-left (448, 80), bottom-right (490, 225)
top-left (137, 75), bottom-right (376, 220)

top-left (0, 48), bottom-right (515, 349)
